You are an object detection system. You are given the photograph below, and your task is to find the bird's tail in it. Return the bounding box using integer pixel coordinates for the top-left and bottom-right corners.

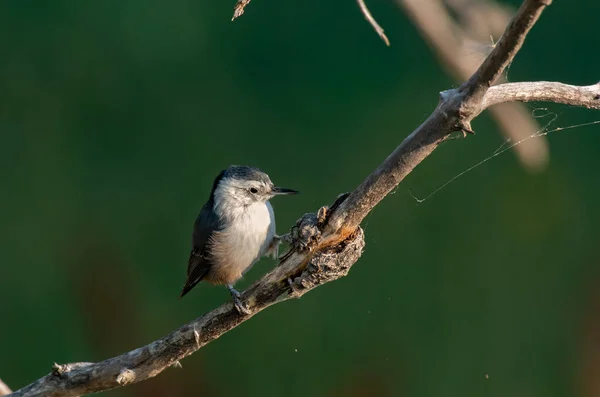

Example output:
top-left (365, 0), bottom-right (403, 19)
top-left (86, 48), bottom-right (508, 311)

top-left (179, 267), bottom-right (209, 298)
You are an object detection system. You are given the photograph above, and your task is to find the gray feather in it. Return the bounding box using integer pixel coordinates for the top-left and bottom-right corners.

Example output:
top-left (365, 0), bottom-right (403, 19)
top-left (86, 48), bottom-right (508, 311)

top-left (180, 199), bottom-right (220, 297)
top-left (180, 165), bottom-right (297, 298)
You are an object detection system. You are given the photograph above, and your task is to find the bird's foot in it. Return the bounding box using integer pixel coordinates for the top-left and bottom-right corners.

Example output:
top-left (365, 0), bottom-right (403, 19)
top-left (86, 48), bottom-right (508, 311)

top-left (227, 285), bottom-right (251, 315)
top-left (233, 297), bottom-right (251, 316)
top-left (268, 236), bottom-right (280, 260)
top-left (269, 234), bottom-right (293, 260)
top-left (278, 233), bottom-right (293, 244)
top-left (275, 233), bottom-right (296, 263)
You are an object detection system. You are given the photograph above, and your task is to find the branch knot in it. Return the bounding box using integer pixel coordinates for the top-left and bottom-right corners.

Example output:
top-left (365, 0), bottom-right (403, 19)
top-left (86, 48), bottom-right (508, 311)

top-left (287, 227), bottom-right (365, 298)
top-left (116, 369), bottom-right (136, 386)
top-left (51, 363), bottom-right (92, 378)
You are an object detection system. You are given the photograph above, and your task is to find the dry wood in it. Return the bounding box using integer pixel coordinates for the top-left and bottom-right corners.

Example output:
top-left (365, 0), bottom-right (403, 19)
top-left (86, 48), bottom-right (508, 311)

top-left (232, 0), bottom-right (251, 21)
top-left (9, 0), bottom-right (600, 396)
top-left (356, 0), bottom-right (390, 46)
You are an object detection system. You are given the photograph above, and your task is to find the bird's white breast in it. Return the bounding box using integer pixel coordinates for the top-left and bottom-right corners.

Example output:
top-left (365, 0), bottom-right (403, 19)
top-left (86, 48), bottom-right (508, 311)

top-left (209, 201), bottom-right (276, 284)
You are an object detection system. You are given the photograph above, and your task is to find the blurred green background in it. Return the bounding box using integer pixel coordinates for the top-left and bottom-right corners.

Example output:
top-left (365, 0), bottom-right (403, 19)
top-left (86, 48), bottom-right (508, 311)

top-left (1, 0), bottom-right (599, 396)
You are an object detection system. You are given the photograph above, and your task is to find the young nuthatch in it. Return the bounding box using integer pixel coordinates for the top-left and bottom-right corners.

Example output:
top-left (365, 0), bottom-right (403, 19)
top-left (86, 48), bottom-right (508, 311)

top-left (180, 165), bottom-right (298, 314)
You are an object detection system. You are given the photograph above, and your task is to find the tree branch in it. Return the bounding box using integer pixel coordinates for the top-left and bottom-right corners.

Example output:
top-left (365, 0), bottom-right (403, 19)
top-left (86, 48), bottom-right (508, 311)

top-left (232, 0), bottom-right (251, 21)
top-left (465, 0), bottom-right (551, 95)
top-left (397, 0), bottom-right (549, 171)
top-left (232, 0), bottom-right (392, 48)
top-left (445, 0), bottom-right (514, 39)
top-left (356, 0), bottom-right (390, 46)
top-left (398, 0), bottom-right (471, 77)
top-left (11, 1), bottom-right (600, 396)
top-left (325, 0), bottom-right (554, 236)
top-left (9, 210), bottom-right (365, 397)
top-left (483, 81), bottom-right (600, 109)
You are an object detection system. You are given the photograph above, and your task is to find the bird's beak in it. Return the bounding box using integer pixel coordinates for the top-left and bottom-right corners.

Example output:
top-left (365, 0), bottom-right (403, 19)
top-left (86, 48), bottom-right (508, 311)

top-left (271, 187), bottom-right (299, 195)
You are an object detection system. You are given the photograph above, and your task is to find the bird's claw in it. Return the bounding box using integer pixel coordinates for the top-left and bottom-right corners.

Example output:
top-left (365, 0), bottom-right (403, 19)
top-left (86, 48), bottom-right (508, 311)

top-left (278, 233), bottom-right (293, 244)
top-left (233, 297), bottom-right (251, 315)
top-left (228, 286), bottom-right (251, 315)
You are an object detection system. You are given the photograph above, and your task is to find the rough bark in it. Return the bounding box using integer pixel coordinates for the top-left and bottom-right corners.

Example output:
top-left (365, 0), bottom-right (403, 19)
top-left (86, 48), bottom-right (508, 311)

top-left (8, 0), bottom-right (600, 396)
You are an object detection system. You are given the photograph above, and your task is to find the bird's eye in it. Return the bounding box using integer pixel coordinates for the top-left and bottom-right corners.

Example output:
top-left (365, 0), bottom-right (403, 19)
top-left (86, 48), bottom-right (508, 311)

top-left (250, 188), bottom-right (258, 194)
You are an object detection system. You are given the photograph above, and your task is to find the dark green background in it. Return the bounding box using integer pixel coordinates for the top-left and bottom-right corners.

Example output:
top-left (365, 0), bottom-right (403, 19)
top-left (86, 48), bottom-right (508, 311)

top-left (1, 1), bottom-right (599, 396)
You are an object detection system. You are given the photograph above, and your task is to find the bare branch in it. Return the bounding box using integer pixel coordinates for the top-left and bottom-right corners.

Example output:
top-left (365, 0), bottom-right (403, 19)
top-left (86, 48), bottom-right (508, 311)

top-left (325, 0), bottom-right (554, 237)
top-left (445, 0), bottom-right (513, 39)
top-left (465, 0), bottom-right (551, 95)
top-left (357, 0), bottom-right (390, 46)
top-left (483, 81), bottom-right (600, 109)
top-left (397, 0), bottom-right (548, 171)
top-left (231, 0), bottom-right (391, 48)
top-left (11, 1), bottom-right (600, 397)
top-left (0, 379), bottom-right (12, 396)
top-left (232, 0), bottom-right (251, 21)
top-left (398, 0), bottom-right (469, 76)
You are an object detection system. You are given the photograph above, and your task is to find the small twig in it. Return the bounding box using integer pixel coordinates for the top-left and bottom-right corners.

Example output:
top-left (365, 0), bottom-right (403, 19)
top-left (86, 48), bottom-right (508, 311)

top-left (357, 0), bottom-right (390, 46)
top-left (232, 0), bottom-right (251, 21)
top-left (0, 378), bottom-right (12, 396)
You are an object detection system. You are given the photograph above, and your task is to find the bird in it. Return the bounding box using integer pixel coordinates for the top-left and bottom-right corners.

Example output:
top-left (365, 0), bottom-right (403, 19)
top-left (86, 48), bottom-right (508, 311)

top-left (180, 165), bottom-right (299, 314)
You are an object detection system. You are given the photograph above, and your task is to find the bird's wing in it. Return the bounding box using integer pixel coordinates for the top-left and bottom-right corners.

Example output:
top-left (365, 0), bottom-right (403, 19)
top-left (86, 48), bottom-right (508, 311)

top-left (180, 200), bottom-right (220, 297)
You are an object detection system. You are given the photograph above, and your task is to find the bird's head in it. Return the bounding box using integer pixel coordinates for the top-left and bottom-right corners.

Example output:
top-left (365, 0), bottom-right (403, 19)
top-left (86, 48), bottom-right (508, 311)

top-left (211, 165), bottom-right (298, 208)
